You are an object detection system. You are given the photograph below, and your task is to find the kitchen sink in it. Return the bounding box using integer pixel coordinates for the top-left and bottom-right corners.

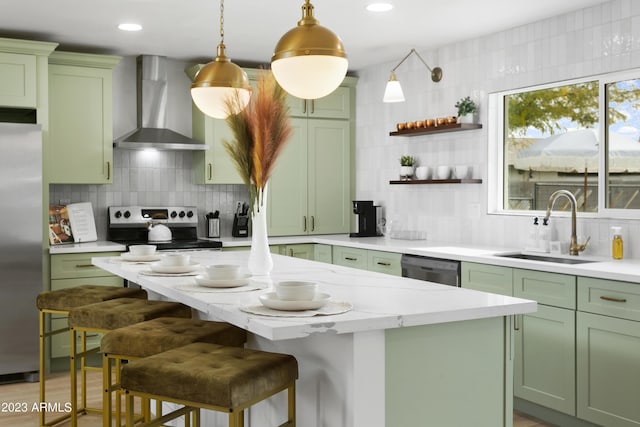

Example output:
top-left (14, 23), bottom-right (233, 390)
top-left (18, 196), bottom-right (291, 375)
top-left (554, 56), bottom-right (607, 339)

top-left (495, 252), bottom-right (598, 264)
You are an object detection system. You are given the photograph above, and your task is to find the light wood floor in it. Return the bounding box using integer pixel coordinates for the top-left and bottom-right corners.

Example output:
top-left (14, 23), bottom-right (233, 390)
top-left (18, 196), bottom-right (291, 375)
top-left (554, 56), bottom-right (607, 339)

top-left (0, 371), bottom-right (556, 426)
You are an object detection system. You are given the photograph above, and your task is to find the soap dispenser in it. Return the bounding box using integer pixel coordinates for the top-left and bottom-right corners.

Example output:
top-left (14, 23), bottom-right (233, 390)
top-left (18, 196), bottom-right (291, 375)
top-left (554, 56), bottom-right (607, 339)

top-left (611, 226), bottom-right (623, 260)
top-left (539, 218), bottom-right (550, 253)
top-left (526, 217), bottom-right (539, 251)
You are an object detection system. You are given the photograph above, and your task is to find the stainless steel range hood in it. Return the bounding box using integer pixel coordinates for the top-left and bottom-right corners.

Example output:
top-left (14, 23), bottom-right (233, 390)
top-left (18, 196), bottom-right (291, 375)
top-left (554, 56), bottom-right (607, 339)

top-left (114, 55), bottom-right (207, 151)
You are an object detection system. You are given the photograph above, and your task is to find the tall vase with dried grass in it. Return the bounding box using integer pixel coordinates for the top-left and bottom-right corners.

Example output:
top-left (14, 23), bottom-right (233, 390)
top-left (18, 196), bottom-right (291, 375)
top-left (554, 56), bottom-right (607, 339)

top-left (224, 72), bottom-right (293, 275)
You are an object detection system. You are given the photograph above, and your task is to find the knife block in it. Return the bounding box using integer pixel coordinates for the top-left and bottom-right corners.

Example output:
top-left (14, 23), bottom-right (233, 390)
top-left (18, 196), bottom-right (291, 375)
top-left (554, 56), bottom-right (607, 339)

top-left (232, 214), bottom-right (249, 237)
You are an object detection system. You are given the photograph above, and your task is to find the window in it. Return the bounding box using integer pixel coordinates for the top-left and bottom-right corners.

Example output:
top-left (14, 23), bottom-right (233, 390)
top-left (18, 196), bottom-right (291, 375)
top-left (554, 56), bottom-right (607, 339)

top-left (491, 70), bottom-right (640, 216)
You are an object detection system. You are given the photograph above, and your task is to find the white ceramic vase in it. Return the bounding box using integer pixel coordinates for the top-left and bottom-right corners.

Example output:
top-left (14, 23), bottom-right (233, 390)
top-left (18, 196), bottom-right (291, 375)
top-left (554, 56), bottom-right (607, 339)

top-left (248, 184), bottom-right (273, 276)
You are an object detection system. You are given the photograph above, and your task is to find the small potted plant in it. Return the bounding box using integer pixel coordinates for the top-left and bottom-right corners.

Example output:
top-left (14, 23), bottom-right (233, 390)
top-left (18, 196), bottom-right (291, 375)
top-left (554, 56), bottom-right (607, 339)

top-left (455, 96), bottom-right (477, 124)
top-left (399, 155), bottom-right (416, 180)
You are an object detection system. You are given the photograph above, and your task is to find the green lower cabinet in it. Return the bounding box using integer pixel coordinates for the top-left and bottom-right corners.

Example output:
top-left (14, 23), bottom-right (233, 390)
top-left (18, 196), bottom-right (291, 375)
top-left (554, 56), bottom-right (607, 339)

top-left (332, 246), bottom-right (368, 270)
top-left (577, 311), bottom-right (640, 427)
top-left (274, 244), bottom-right (315, 260)
top-left (367, 250), bottom-right (401, 276)
top-left (515, 304), bottom-right (576, 415)
top-left (461, 262), bottom-right (513, 296)
top-left (513, 268), bottom-right (576, 309)
top-left (314, 244), bottom-right (332, 264)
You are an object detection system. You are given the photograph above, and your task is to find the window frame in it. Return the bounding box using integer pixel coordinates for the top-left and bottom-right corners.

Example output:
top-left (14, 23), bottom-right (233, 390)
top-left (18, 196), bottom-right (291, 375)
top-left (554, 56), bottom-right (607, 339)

top-left (489, 69), bottom-right (640, 220)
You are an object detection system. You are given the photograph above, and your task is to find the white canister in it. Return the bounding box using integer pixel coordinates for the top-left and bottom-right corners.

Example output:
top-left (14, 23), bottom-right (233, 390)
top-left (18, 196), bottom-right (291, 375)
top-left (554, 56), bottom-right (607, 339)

top-left (436, 165), bottom-right (451, 180)
top-left (415, 166), bottom-right (430, 180)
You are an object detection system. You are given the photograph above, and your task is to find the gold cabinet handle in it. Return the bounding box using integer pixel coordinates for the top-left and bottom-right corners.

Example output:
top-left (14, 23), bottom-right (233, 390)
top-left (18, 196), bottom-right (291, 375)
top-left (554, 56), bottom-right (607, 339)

top-left (303, 99), bottom-right (307, 114)
top-left (75, 264), bottom-right (94, 268)
top-left (289, 249), bottom-right (293, 257)
top-left (600, 295), bottom-right (627, 303)
top-left (345, 257), bottom-right (357, 261)
top-left (106, 161), bottom-right (111, 180)
top-left (208, 163), bottom-right (212, 180)
top-left (377, 262), bottom-right (391, 266)
top-left (514, 315), bottom-right (520, 331)
top-left (311, 99), bottom-right (315, 114)
top-left (311, 216), bottom-right (315, 232)
top-left (303, 216), bottom-right (307, 232)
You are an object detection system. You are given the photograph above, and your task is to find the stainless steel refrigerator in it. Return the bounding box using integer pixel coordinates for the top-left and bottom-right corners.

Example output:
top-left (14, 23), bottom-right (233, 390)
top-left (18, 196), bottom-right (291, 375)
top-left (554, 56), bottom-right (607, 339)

top-left (0, 122), bottom-right (42, 379)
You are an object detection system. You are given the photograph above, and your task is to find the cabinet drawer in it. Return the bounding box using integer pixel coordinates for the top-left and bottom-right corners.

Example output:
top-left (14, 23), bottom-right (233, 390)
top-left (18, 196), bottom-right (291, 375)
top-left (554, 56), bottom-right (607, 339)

top-left (51, 252), bottom-right (121, 279)
top-left (514, 269), bottom-right (575, 309)
top-left (461, 262), bottom-right (513, 296)
top-left (332, 246), bottom-right (368, 270)
top-left (367, 250), bottom-right (401, 276)
top-left (578, 277), bottom-right (640, 322)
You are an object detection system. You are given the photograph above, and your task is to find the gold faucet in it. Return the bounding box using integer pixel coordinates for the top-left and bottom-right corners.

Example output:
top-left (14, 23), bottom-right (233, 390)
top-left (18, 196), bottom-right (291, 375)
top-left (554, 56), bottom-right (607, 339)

top-left (544, 190), bottom-right (590, 256)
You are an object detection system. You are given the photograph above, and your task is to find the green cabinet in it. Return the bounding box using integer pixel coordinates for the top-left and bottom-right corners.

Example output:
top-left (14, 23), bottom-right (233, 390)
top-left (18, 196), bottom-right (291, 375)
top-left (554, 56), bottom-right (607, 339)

top-left (0, 52), bottom-right (37, 108)
top-left (332, 246), bottom-right (368, 270)
top-left (367, 250), bottom-right (402, 276)
top-left (49, 252), bottom-right (124, 358)
top-left (461, 262), bottom-right (513, 295)
top-left (48, 52), bottom-right (121, 184)
top-left (577, 277), bottom-right (640, 427)
top-left (515, 304), bottom-right (576, 414)
top-left (461, 263), bottom-right (577, 416)
top-left (314, 244), bottom-right (333, 264)
top-left (273, 243), bottom-right (315, 260)
top-left (286, 85), bottom-right (352, 119)
top-left (267, 117), bottom-right (351, 235)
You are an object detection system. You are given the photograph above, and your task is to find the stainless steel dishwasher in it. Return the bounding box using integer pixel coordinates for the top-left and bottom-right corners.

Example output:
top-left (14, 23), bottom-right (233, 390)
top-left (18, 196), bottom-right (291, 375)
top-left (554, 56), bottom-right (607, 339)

top-left (400, 254), bottom-right (461, 286)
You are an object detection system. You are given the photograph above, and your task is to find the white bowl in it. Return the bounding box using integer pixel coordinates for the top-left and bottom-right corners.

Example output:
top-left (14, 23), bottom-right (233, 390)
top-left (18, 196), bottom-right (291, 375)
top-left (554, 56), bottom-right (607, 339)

top-left (128, 244), bottom-right (156, 256)
top-left (415, 166), bottom-right (430, 180)
top-left (454, 165), bottom-right (471, 179)
top-left (160, 253), bottom-right (190, 267)
top-left (436, 165), bottom-right (451, 180)
top-left (206, 264), bottom-right (241, 280)
top-left (275, 281), bottom-right (317, 301)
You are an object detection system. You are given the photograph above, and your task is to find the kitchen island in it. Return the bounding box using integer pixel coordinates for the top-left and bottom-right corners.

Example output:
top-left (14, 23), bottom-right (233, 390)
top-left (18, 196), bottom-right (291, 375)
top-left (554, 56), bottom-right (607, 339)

top-left (93, 250), bottom-right (536, 427)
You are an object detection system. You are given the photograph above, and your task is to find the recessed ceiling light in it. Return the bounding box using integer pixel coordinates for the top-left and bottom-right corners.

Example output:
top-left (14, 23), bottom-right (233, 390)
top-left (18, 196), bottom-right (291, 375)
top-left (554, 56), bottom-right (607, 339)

top-left (366, 3), bottom-right (393, 12)
top-left (118, 23), bottom-right (142, 32)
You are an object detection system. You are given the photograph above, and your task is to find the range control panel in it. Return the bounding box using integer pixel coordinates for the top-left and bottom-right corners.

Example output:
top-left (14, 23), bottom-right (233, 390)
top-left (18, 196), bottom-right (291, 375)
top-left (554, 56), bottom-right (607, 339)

top-left (108, 206), bottom-right (198, 227)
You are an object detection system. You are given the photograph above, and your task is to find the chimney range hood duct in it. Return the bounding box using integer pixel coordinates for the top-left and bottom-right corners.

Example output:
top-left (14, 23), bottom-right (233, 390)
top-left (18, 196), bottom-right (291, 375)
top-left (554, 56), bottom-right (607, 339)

top-left (114, 55), bottom-right (207, 151)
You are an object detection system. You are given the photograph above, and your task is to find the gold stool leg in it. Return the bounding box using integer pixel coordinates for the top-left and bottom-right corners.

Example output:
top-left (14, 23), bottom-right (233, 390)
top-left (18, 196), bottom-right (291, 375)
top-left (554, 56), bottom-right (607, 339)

top-left (38, 310), bottom-right (46, 427)
top-left (103, 353), bottom-right (112, 427)
top-left (69, 326), bottom-right (78, 427)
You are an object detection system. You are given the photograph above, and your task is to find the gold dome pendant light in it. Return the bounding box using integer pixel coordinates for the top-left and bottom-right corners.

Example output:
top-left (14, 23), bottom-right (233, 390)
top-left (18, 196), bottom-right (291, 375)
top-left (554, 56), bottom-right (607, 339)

top-left (191, 0), bottom-right (251, 119)
top-left (271, 0), bottom-right (348, 99)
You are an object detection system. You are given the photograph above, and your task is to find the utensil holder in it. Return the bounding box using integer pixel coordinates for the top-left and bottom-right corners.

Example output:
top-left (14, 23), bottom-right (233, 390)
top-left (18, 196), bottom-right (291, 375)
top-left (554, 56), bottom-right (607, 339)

top-left (207, 218), bottom-right (220, 238)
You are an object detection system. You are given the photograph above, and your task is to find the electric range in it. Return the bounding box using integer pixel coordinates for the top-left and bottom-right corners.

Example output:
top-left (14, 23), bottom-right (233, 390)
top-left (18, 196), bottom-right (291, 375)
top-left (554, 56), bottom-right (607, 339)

top-left (107, 206), bottom-right (222, 250)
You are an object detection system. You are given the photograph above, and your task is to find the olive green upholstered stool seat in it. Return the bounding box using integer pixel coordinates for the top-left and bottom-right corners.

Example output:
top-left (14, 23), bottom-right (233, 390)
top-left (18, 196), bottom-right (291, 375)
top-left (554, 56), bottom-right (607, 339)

top-left (36, 285), bottom-right (148, 427)
top-left (121, 342), bottom-right (298, 427)
top-left (101, 317), bottom-right (247, 427)
top-left (67, 298), bottom-right (191, 427)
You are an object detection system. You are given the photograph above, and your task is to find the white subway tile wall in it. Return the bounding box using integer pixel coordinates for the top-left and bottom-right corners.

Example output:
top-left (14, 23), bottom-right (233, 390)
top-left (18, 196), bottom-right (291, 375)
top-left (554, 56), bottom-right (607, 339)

top-left (49, 149), bottom-right (249, 239)
top-left (355, 0), bottom-right (639, 258)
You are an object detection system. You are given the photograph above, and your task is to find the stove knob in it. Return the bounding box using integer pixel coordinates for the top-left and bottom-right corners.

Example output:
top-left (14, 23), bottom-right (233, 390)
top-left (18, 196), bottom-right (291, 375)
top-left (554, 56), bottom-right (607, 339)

top-left (114, 210), bottom-right (122, 218)
top-left (179, 211), bottom-right (186, 218)
top-left (170, 211), bottom-right (178, 218)
top-left (123, 211), bottom-right (131, 219)
top-left (186, 210), bottom-right (194, 218)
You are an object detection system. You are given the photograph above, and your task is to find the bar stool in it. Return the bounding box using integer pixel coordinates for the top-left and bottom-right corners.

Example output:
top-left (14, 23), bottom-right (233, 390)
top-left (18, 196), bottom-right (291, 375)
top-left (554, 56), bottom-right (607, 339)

top-left (36, 285), bottom-right (148, 427)
top-left (121, 342), bottom-right (298, 427)
top-left (67, 298), bottom-right (192, 427)
top-left (101, 317), bottom-right (247, 427)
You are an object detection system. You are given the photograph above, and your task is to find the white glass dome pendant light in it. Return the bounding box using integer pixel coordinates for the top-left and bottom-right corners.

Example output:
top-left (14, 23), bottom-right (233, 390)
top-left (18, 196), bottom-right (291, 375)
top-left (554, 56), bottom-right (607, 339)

top-left (271, 0), bottom-right (348, 100)
top-left (191, 0), bottom-right (251, 119)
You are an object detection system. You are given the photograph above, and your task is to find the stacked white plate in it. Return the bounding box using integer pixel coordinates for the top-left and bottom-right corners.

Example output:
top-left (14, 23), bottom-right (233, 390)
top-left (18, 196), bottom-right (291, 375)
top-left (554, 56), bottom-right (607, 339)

top-left (149, 261), bottom-right (200, 274)
top-left (120, 252), bottom-right (161, 262)
top-left (258, 292), bottom-right (331, 311)
top-left (194, 274), bottom-right (252, 288)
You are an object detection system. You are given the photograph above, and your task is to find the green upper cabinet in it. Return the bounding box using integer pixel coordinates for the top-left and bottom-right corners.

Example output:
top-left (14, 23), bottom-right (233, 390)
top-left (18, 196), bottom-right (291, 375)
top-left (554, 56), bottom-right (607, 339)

top-left (0, 52), bottom-right (37, 108)
top-left (48, 52), bottom-right (121, 184)
top-left (0, 38), bottom-right (57, 109)
top-left (286, 84), bottom-right (352, 119)
top-left (267, 118), bottom-right (351, 235)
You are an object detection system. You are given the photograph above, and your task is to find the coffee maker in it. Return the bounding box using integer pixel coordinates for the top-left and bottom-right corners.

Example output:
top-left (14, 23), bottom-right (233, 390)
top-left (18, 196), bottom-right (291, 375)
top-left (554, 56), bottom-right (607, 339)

top-left (349, 200), bottom-right (381, 237)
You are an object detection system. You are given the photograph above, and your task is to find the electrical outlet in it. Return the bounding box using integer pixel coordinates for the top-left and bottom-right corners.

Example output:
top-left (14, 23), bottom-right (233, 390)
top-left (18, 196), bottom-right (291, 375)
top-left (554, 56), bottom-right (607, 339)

top-left (59, 199), bottom-right (71, 205)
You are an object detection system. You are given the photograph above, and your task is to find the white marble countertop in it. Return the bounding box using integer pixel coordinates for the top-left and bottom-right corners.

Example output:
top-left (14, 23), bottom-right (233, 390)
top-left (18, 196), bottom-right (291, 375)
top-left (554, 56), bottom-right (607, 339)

top-left (49, 240), bottom-right (126, 254)
top-left (93, 251), bottom-right (536, 341)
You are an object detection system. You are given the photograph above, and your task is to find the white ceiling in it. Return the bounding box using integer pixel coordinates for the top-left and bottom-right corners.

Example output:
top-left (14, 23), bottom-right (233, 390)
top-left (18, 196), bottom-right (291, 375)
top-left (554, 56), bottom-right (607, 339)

top-left (1, 0), bottom-right (609, 71)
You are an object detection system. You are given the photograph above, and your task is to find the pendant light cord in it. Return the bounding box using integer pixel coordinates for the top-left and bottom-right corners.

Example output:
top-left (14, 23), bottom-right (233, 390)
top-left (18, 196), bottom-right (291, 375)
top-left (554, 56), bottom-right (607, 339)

top-left (219, 0), bottom-right (225, 45)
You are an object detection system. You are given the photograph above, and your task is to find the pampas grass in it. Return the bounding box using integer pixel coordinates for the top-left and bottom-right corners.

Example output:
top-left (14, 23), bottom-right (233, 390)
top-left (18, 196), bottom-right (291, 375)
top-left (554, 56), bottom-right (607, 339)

top-left (224, 72), bottom-right (293, 212)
